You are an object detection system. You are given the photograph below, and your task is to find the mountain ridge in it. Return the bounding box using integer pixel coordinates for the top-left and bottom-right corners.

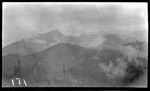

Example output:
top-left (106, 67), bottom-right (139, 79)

top-left (3, 29), bottom-right (146, 57)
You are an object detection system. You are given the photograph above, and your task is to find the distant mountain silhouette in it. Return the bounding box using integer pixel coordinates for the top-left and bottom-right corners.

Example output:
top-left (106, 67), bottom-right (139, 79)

top-left (35, 29), bottom-right (66, 44)
top-left (2, 30), bottom-right (66, 56)
top-left (122, 40), bottom-right (146, 51)
top-left (3, 40), bottom-right (32, 56)
top-left (2, 29), bottom-right (104, 56)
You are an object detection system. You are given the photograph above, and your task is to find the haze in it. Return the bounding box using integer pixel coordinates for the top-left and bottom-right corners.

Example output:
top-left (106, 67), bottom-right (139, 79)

top-left (2, 2), bottom-right (148, 47)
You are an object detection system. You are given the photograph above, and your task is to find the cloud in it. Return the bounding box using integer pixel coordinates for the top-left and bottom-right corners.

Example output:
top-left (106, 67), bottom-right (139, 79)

top-left (123, 45), bottom-right (138, 61)
top-left (3, 3), bottom-right (148, 47)
top-left (81, 36), bottom-right (106, 48)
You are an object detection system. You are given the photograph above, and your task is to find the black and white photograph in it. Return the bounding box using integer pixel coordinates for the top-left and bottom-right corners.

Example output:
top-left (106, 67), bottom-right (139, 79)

top-left (2, 2), bottom-right (148, 87)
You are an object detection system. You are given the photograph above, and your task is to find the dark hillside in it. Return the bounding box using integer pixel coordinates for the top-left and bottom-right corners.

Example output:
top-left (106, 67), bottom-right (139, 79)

top-left (42, 43), bottom-right (86, 78)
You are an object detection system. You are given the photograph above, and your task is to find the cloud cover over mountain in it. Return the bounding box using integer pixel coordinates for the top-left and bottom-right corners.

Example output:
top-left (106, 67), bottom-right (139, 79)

top-left (3, 3), bottom-right (148, 47)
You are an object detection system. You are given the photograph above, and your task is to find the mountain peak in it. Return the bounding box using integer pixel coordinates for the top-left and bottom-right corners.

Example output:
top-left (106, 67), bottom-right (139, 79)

top-left (49, 29), bottom-right (62, 35)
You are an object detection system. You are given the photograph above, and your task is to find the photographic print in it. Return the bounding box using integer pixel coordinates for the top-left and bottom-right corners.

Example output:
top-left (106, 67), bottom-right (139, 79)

top-left (2, 2), bottom-right (148, 87)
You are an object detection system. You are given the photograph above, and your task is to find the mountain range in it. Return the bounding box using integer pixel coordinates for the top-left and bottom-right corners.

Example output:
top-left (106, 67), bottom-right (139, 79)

top-left (2, 29), bottom-right (147, 87)
top-left (2, 42), bottom-right (126, 86)
top-left (2, 30), bottom-right (102, 56)
top-left (3, 29), bottom-right (132, 56)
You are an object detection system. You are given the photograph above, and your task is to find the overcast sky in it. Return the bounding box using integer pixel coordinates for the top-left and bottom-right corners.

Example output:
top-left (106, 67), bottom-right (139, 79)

top-left (2, 2), bottom-right (148, 47)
